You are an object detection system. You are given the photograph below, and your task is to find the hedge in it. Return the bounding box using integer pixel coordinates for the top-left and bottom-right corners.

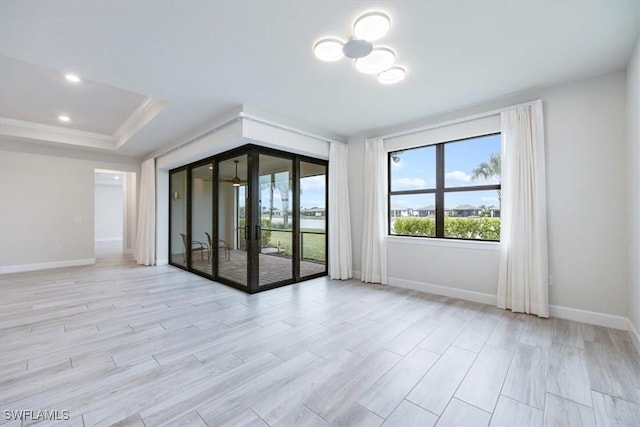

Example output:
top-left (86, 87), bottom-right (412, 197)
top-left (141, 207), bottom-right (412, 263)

top-left (393, 217), bottom-right (500, 240)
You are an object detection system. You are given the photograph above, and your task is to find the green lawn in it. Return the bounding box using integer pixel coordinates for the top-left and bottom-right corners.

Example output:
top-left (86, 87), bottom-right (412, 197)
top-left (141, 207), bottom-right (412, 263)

top-left (268, 229), bottom-right (325, 262)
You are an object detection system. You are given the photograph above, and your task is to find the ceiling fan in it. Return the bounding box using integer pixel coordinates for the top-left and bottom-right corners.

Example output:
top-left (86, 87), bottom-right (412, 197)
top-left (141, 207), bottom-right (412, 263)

top-left (221, 160), bottom-right (245, 187)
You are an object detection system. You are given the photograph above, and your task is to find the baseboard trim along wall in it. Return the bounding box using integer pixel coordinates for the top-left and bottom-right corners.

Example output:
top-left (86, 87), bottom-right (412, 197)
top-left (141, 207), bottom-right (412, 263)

top-left (386, 276), bottom-right (630, 331)
top-left (628, 319), bottom-right (640, 353)
top-left (0, 258), bottom-right (95, 275)
top-left (388, 276), bottom-right (497, 306)
top-left (548, 304), bottom-right (628, 330)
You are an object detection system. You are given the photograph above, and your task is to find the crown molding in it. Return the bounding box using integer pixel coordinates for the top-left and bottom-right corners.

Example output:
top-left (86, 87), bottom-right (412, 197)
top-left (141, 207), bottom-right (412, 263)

top-left (0, 97), bottom-right (166, 152)
top-left (0, 117), bottom-right (114, 150)
top-left (114, 97), bottom-right (167, 149)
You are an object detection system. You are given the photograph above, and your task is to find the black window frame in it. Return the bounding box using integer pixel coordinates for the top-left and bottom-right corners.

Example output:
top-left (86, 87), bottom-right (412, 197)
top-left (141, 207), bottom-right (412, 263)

top-left (388, 132), bottom-right (501, 242)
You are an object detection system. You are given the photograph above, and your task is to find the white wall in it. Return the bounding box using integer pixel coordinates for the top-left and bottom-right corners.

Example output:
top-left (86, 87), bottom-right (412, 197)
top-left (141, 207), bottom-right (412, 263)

top-left (155, 117), bottom-right (331, 263)
top-left (349, 71), bottom-right (629, 325)
top-left (94, 182), bottom-right (123, 241)
top-left (0, 138), bottom-right (140, 273)
top-left (627, 35), bottom-right (640, 339)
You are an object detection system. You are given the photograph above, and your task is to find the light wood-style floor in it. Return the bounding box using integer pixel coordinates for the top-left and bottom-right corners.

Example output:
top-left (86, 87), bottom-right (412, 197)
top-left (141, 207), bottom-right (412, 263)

top-left (1, 247), bottom-right (639, 426)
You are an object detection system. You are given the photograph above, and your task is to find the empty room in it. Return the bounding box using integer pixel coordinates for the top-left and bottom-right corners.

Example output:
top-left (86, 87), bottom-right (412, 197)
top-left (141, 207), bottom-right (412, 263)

top-left (1, 1), bottom-right (639, 426)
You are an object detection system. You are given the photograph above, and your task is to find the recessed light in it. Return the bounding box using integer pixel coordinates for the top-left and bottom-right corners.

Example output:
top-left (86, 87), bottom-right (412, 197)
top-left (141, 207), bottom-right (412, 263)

top-left (114, 176), bottom-right (120, 180)
top-left (65, 74), bottom-right (81, 83)
top-left (58, 115), bottom-right (71, 122)
top-left (209, 166), bottom-right (213, 170)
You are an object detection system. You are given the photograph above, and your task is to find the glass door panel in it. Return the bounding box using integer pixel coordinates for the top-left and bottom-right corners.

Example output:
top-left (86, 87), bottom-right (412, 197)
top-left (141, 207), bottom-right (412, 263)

top-left (170, 169), bottom-right (188, 268)
top-left (218, 155), bottom-right (248, 287)
top-left (299, 161), bottom-right (327, 278)
top-left (190, 162), bottom-right (213, 275)
top-left (258, 154), bottom-right (294, 286)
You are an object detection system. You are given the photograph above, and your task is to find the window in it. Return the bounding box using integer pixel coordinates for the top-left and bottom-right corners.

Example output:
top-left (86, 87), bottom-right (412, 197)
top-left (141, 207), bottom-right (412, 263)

top-left (389, 133), bottom-right (501, 241)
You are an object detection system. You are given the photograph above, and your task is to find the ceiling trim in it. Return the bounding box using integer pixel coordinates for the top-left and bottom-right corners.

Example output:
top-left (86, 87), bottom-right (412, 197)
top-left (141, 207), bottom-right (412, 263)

top-left (0, 117), bottom-right (114, 150)
top-left (114, 97), bottom-right (167, 149)
top-left (0, 97), bottom-right (166, 152)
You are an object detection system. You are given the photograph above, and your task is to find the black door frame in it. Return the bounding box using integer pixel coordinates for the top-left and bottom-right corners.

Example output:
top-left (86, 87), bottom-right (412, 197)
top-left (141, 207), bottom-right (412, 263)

top-left (168, 143), bottom-right (328, 294)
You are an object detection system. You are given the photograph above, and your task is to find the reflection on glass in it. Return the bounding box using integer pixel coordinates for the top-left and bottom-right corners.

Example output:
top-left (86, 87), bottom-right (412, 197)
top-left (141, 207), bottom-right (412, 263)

top-left (300, 161), bottom-right (327, 278)
top-left (191, 163), bottom-right (213, 275)
top-left (444, 190), bottom-right (501, 240)
top-left (259, 154), bottom-right (293, 286)
top-left (170, 170), bottom-right (188, 267)
top-left (389, 145), bottom-right (436, 192)
top-left (218, 156), bottom-right (248, 286)
top-left (389, 193), bottom-right (436, 236)
top-left (445, 134), bottom-right (501, 188)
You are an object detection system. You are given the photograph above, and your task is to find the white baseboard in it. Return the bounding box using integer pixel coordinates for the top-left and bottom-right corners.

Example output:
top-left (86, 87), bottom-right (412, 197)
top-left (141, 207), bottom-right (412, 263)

top-left (388, 276), bottom-right (497, 306)
top-left (95, 237), bottom-right (123, 242)
top-left (628, 319), bottom-right (640, 353)
top-left (549, 304), bottom-right (628, 330)
top-left (156, 259), bottom-right (168, 266)
top-left (0, 258), bottom-right (95, 275)
top-left (386, 276), bottom-right (629, 331)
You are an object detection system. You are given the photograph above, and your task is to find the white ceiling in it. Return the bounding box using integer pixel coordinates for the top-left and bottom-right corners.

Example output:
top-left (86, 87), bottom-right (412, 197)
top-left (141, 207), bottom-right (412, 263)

top-left (1, 1), bottom-right (638, 158)
top-left (1, 56), bottom-right (146, 134)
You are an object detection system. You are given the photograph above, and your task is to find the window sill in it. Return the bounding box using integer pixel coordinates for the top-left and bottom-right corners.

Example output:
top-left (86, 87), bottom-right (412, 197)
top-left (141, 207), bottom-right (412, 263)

top-left (386, 235), bottom-right (500, 251)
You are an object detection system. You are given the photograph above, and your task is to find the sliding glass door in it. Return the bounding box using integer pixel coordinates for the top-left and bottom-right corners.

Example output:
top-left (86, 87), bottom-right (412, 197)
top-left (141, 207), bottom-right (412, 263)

top-left (169, 144), bottom-right (328, 293)
top-left (190, 161), bottom-right (213, 276)
top-left (299, 160), bottom-right (327, 279)
top-left (257, 153), bottom-right (294, 287)
top-left (217, 154), bottom-right (249, 289)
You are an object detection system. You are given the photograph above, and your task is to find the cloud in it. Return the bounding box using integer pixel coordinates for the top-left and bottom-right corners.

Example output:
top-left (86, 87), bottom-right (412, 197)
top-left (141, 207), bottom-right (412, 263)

top-left (301, 175), bottom-right (325, 191)
top-left (392, 177), bottom-right (426, 189)
top-left (445, 170), bottom-right (472, 183)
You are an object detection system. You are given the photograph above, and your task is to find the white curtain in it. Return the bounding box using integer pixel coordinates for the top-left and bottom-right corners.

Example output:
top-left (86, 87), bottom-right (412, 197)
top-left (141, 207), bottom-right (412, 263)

top-left (497, 100), bottom-right (549, 317)
top-left (361, 139), bottom-right (388, 284)
top-left (134, 158), bottom-right (156, 266)
top-left (328, 142), bottom-right (353, 279)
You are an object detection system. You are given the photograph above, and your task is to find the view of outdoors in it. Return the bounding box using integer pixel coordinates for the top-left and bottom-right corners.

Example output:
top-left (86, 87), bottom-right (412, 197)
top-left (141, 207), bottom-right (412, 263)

top-left (256, 161), bottom-right (326, 266)
top-left (390, 134), bottom-right (501, 240)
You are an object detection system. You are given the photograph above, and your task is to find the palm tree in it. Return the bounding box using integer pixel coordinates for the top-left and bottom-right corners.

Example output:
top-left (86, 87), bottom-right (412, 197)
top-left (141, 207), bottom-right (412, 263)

top-left (472, 153), bottom-right (501, 202)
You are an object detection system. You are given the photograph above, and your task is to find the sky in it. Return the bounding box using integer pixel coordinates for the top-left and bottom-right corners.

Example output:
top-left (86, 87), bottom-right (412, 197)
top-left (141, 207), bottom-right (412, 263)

top-left (390, 133), bottom-right (501, 210)
top-left (259, 173), bottom-right (326, 211)
top-left (254, 133), bottom-right (500, 214)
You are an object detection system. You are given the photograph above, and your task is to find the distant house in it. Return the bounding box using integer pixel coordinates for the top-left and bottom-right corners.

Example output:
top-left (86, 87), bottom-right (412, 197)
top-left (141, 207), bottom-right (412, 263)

top-left (390, 204), bottom-right (410, 217)
top-left (490, 207), bottom-right (501, 218)
top-left (301, 207), bottom-right (325, 217)
top-left (449, 204), bottom-right (480, 217)
top-left (414, 205), bottom-right (436, 217)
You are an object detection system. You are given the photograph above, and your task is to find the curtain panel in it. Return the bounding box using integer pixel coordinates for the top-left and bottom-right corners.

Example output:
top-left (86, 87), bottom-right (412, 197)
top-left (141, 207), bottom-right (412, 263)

top-left (361, 139), bottom-right (388, 284)
top-left (498, 100), bottom-right (549, 317)
top-left (134, 158), bottom-right (156, 266)
top-left (328, 142), bottom-right (353, 279)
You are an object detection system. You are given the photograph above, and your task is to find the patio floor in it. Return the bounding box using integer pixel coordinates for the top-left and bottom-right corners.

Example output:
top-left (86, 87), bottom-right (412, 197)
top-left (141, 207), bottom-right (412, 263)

top-left (170, 250), bottom-right (325, 287)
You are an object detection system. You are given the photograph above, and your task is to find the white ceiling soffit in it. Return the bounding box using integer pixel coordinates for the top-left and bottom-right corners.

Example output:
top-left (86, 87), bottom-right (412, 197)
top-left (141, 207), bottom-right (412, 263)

top-left (0, 1), bottom-right (638, 158)
top-left (0, 56), bottom-right (166, 152)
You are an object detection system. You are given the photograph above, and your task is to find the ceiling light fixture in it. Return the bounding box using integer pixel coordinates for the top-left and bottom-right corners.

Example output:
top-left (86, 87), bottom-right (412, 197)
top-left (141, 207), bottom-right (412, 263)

top-left (378, 66), bottom-right (407, 84)
top-left (58, 115), bottom-right (70, 122)
top-left (353, 11), bottom-right (391, 41)
top-left (65, 74), bottom-right (81, 83)
top-left (232, 160), bottom-right (241, 187)
top-left (313, 11), bottom-right (405, 84)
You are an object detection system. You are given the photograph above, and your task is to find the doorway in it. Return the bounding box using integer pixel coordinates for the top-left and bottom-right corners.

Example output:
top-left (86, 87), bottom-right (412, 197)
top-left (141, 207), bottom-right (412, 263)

top-left (169, 144), bottom-right (327, 293)
top-left (94, 169), bottom-right (137, 261)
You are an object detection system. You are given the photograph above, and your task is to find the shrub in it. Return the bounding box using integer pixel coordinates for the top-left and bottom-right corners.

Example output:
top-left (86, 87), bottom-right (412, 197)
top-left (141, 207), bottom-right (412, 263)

top-left (393, 217), bottom-right (500, 240)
